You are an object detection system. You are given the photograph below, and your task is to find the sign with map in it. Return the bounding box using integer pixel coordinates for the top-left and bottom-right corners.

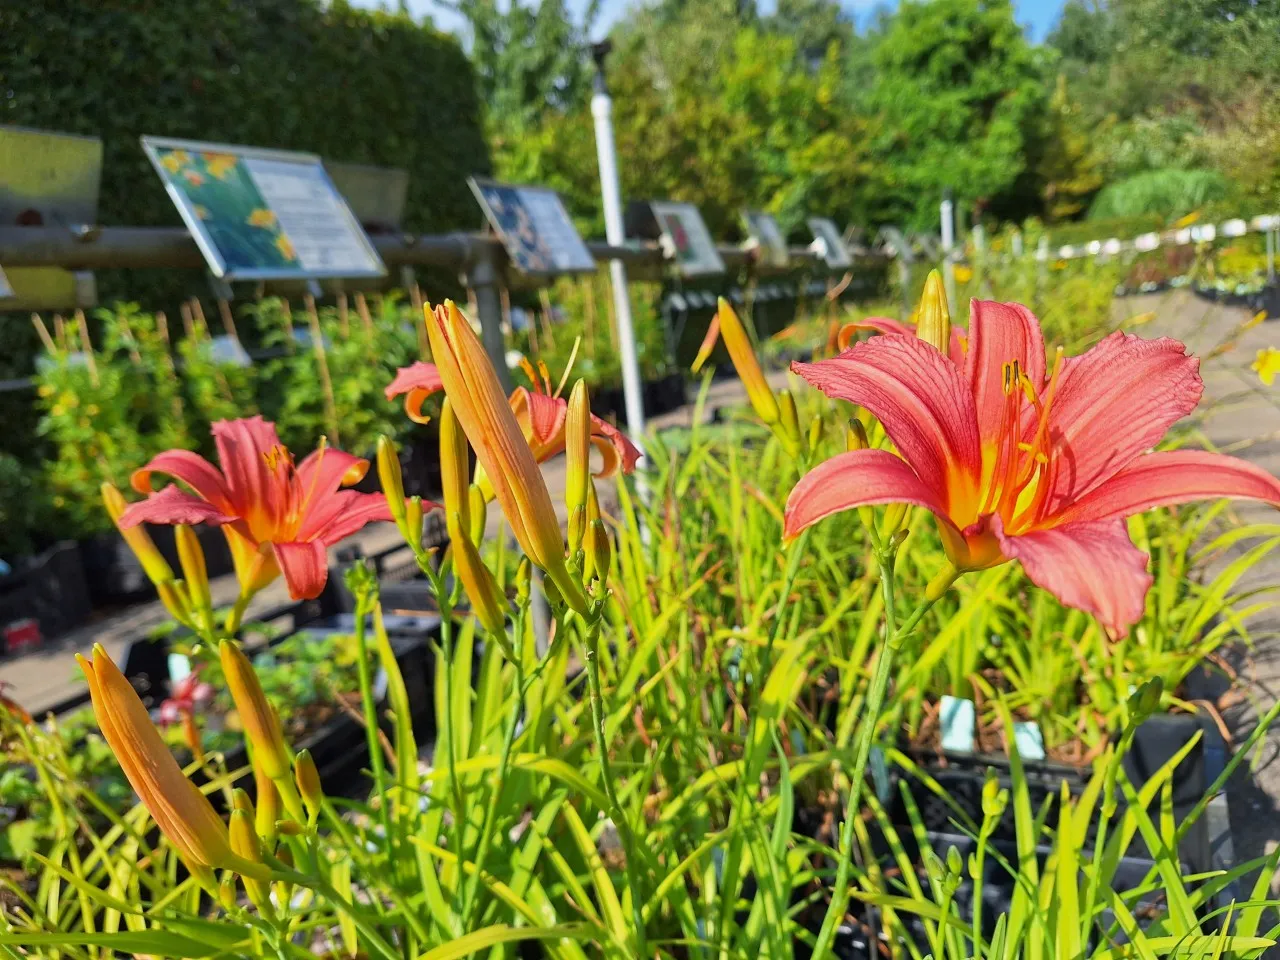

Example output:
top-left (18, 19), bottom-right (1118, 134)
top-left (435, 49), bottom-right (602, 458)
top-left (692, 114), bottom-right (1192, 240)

top-left (742, 210), bottom-right (789, 268)
top-left (141, 136), bottom-right (385, 281)
top-left (808, 217), bottom-right (852, 268)
top-left (469, 178), bottom-right (596, 277)
top-left (650, 201), bottom-right (724, 277)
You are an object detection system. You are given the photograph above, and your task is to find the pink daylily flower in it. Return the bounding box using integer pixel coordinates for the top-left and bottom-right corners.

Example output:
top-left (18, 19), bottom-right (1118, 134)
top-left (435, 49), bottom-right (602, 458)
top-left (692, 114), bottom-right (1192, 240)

top-left (122, 417), bottom-right (405, 601)
top-left (785, 300), bottom-right (1280, 636)
top-left (386, 361), bottom-right (642, 479)
top-left (837, 316), bottom-right (967, 364)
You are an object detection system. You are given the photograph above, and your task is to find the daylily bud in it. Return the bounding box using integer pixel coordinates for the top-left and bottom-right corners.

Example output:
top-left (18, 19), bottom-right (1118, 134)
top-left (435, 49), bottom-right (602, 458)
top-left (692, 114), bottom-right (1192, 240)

top-left (916, 270), bottom-right (950, 353)
top-left (807, 415), bottom-right (822, 455)
top-left (181, 711), bottom-right (205, 764)
top-left (715, 298), bottom-right (780, 425)
top-left (218, 875), bottom-right (237, 912)
top-left (155, 581), bottom-right (192, 627)
top-left (276, 820), bottom-right (305, 837)
top-left (219, 641), bottom-right (289, 781)
top-left (981, 770), bottom-right (1007, 820)
top-left (880, 502), bottom-right (909, 540)
top-left (254, 763), bottom-right (280, 845)
top-left (294, 749), bottom-right (322, 824)
top-left (778, 390), bottom-right (801, 452)
top-left (1127, 678), bottom-right (1163, 721)
top-left (516, 557), bottom-right (533, 604)
top-left (440, 397), bottom-right (471, 541)
top-left (405, 497), bottom-right (424, 553)
top-left (175, 525), bottom-right (211, 617)
top-left (583, 519), bottom-right (611, 585)
top-left (451, 512), bottom-right (509, 636)
top-left (424, 301), bottom-right (587, 615)
top-left (565, 380), bottom-right (591, 554)
top-left (77, 645), bottom-right (268, 880)
top-left (102, 483), bottom-right (174, 586)
top-left (467, 484), bottom-right (486, 546)
top-left (229, 809), bottom-right (272, 913)
top-left (846, 420), bottom-right (869, 452)
top-left (376, 435), bottom-right (407, 527)
top-left (888, 528), bottom-right (909, 551)
top-left (232, 787), bottom-right (254, 818)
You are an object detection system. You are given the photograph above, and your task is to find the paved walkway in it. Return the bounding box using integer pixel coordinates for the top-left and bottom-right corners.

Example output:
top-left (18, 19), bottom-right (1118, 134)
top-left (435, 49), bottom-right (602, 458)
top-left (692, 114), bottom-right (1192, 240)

top-left (1119, 290), bottom-right (1280, 877)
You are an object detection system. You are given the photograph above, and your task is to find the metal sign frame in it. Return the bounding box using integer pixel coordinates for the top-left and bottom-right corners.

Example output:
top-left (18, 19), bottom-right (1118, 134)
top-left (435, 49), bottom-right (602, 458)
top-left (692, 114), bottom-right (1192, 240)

top-left (649, 200), bottom-right (725, 277)
top-left (141, 135), bottom-right (386, 281)
top-left (742, 210), bottom-right (789, 268)
top-left (807, 217), bottom-right (852, 269)
top-left (468, 176), bottom-right (596, 278)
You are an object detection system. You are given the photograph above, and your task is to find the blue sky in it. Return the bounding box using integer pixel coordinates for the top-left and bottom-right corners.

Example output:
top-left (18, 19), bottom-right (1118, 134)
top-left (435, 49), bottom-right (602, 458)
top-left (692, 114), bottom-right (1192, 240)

top-left (350, 0), bottom-right (1066, 45)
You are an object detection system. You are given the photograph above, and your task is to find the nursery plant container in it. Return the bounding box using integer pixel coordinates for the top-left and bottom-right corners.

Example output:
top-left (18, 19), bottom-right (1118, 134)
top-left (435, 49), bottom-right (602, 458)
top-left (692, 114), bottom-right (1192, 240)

top-left (353, 430), bottom-right (442, 501)
top-left (892, 710), bottom-right (1224, 874)
top-left (592, 373), bottom-right (689, 427)
top-left (0, 540), bottom-right (91, 647)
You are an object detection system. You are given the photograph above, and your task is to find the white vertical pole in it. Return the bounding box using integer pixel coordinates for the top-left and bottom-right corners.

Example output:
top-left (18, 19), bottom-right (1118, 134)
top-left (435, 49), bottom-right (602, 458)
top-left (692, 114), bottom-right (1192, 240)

top-left (590, 46), bottom-right (646, 448)
top-left (940, 190), bottom-right (956, 309)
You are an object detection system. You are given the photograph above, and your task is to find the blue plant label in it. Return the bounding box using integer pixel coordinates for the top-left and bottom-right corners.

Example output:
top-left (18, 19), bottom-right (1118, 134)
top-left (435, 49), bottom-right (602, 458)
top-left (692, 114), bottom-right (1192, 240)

top-left (1012, 721), bottom-right (1046, 761)
top-left (168, 653), bottom-right (192, 684)
top-left (940, 695), bottom-right (976, 753)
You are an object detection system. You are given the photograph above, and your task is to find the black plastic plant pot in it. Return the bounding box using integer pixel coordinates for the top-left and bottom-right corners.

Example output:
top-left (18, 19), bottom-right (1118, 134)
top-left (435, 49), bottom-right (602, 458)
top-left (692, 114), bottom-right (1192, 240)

top-left (892, 711), bottom-right (1222, 874)
top-left (0, 540), bottom-right (92, 646)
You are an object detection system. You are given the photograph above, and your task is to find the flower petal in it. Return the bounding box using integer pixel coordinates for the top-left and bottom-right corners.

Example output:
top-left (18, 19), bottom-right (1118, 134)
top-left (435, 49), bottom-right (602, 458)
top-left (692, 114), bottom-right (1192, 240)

top-left (510, 388), bottom-right (569, 458)
top-left (119, 485), bottom-right (237, 529)
top-left (1055, 450), bottom-right (1280, 524)
top-left (841, 317), bottom-right (967, 365)
top-left (1043, 332), bottom-right (1202, 514)
top-left (385, 362), bottom-right (444, 424)
top-left (130, 450), bottom-right (232, 509)
top-left (993, 516), bottom-right (1151, 638)
top-left (691, 312), bottom-right (720, 373)
top-left (792, 335), bottom-right (981, 513)
top-left (299, 489), bottom-right (402, 545)
top-left (213, 416), bottom-right (284, 523)
top-left (784, 449), bottom-right (952, 539)
top-left (965, 300), bottom-right (1046, 451)
top-left (271, 540), bottom-right (330, 600)
top-left (297, 445), bottom-right (368, 496)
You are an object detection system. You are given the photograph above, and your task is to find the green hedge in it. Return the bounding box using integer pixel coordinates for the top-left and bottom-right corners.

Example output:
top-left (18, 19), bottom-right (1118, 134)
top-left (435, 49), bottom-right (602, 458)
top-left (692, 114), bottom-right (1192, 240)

top-left (0, 0), bottom-right (490, 463)
top-left (0, 0), bottom-right (490, 293)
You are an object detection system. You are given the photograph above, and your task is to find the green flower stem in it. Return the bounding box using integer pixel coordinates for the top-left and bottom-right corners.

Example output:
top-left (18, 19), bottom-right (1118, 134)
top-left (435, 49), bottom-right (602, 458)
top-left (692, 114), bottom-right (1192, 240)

top-left (350, 585), bottom-right (394, 852)
top-left (421, 558), bottom-right (468, 891)
top-left (584, 615), bottom-right (647, 958)
top-left (459, 616), bottom-right (526, 930)
top-left (224, 591), bottom-right (253, 637)
top-left (809, 558), bottom-right (957, 960)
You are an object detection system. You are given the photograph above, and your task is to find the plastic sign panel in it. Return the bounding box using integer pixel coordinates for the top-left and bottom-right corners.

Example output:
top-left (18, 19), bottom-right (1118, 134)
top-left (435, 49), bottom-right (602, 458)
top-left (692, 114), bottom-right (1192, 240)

top-left (469, 178), bottom-right (595, 277)
top-left (807, 217), bottom-right (852, 269)
top-left (0, 265), bottom-right (13, 300)
top-left (0, 125), bottom-right (103, 310)
top-left (742, 210), bottom-right (789, 268)
top-left (651, 201), bottom-right (724, 277)
top-left (141, 136), bottom-right (385, 281)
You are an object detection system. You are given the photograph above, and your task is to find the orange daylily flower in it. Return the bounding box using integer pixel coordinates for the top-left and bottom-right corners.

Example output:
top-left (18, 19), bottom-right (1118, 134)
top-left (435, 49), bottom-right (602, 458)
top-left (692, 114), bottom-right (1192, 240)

top-left (786, 300), bottom-right (1280, 636)
top-left (386, 361), bottom-right (641, 481)
top-left (122, 417), bottom-right (413, 600)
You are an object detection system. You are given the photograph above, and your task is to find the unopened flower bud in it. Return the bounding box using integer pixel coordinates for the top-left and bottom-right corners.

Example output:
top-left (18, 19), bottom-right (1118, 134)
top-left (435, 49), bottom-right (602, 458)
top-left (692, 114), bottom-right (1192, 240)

top-left (846, 419), bottom-right (870, 452)
top-left (778, 389), bottom-right (801, 453)
top-left (232, 787), bottom-right (254, 818)
top-left (916, 270), bottom-right (951, 353)
top-left (254, 764), bottom-right (280, 845)
top-left (807, 415), bottom-right (822, 455)
top-left (102, 482), bottom-right (174, 587)
top-left (220, 641), bottom-right (290, 782)
top-left (467, 484), bottom-right (486, 546)
top-left (440, 397), bottom-right (471, 540)
top-left (218, 875), bottom-right (237, 912)
top-left (583, 519), bottom-right (611, 585)
top-left (294, 749), bottom-right (322, 824)
top-left (452, 514), bottom-right (509, 636)
top-left (516, 557), bottom-right (533, 604)
top-left (405, 497), bottom-right (424, 553)
top-left (565, 380), bottom-right (591, 553)
top-left (175, 525), bottom-right (211, 617)
top-left (377, 435), bottom-right (407, 527)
